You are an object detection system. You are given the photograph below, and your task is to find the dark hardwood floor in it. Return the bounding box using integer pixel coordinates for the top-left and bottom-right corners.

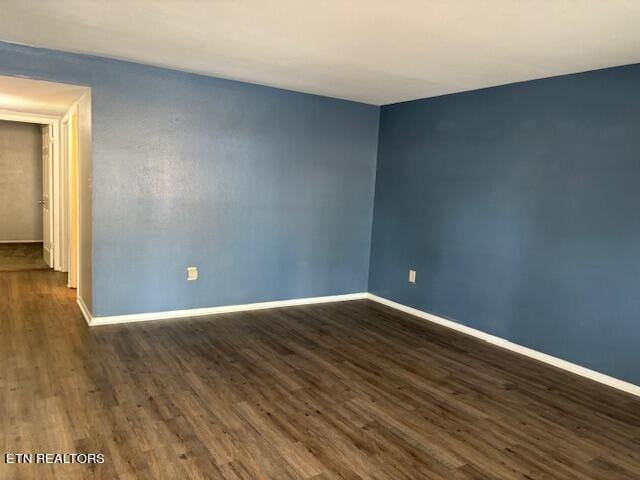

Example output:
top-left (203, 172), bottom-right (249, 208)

top-left (0, 243), bottom-right (49, 272)
top-left (2, 271), bottom-right (640, 479)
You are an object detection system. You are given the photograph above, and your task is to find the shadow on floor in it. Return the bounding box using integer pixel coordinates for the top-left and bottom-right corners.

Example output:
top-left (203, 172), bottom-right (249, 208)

top-left (0, 242), bottom-right (50, 272)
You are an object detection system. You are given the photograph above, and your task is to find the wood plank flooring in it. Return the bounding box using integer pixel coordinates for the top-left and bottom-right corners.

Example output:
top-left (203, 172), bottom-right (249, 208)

top-left (1, 270), bottom-right (640, 479)
top-left (0, 243), bottom-right (49, 272)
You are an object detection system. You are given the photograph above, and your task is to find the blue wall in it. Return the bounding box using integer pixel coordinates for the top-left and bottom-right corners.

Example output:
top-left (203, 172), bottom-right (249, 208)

top-left (0, 41), bottom-right (379, 316)
top-left (3, 39), bottom-right (639, 385)
top-left (369, 64), bottom-right (640, 384)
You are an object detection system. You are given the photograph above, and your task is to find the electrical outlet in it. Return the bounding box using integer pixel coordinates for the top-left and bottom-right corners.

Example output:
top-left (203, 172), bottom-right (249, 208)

top-left (187, 266), bottom-right (198, 281)
top-left (408, 269), bottom-right (416, 284)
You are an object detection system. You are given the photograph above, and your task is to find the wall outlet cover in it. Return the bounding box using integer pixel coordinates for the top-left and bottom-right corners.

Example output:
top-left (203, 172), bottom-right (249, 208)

top-left (409, 269), bottom-right (416, 283)
top-left (187, 266), bottom-right (198, 281)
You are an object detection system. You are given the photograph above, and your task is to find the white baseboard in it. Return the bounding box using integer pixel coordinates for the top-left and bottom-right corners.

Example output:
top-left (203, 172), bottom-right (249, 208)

top-left (77, 296), bottom-right (92, 326)
top-left (0, 240), bottom-right (43, 243)
top-left (366, 293), bottom-right (640, 398)
top-left (76, 287), bottom-right (639, 398)
top-left (88, 292), bottom-right (367, 326)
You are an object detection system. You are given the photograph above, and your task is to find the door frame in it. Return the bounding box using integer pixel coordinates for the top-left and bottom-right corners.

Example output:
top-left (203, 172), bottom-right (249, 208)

top-left (63, 104), bottom-right (79, 289)
top-left (41, 123), bottom-right (54, 267)
top-left (0, 109), bottom-right (69, 275)
top-left (60, 116), bottom-right (70, 275)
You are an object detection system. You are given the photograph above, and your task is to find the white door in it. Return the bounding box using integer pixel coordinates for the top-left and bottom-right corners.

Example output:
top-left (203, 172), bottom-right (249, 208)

top-left (42, 125), bottom-right (53, 267)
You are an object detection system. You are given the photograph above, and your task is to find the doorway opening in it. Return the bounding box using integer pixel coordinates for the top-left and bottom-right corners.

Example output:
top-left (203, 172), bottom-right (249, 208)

top-left (0, 120), bottom-right (48, 271)
top-left (0, 75), bottom-right (90, 301)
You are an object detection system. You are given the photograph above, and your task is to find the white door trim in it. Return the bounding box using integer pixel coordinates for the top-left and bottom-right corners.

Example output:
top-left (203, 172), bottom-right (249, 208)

top-left (65, 102), bottom-right (80, 290)
top-left (59, 116), bottom-right (69, 273)
top-left (41, 124), bottom-right (54, 267)
top-left (0, 109), bottom-right (59, 125)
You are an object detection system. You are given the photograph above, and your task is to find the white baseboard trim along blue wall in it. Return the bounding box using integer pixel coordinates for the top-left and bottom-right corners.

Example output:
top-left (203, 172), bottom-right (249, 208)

top-left (82, 293), bottom-right (367, 326)
top-left (77, 291), bottom-right (640, 398)
top-left (77, 297), bottom-right (92, 325)
top-left (366, 293), bottom-right (640, 399)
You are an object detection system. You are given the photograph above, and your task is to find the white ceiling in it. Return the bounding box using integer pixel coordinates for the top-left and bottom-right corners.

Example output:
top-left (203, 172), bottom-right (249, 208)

top-left (0, 75), bottom-right (87, 115)
top-left (0, 0), bottom-right (639, 105)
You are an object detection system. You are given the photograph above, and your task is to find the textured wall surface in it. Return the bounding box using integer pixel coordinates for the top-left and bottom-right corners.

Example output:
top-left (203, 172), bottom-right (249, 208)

top-left (0, 120), bottom-right (42, 242)
top-left (370, 64), bottom-right (640, 384)
top-left (3, 39), bottom-right (638, 386)
top-left (0, 41), bottom-right (379, 316)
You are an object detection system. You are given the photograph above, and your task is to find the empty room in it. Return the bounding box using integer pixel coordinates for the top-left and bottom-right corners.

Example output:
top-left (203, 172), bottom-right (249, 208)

top-left (1, 1), bottom-right (639, 479)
